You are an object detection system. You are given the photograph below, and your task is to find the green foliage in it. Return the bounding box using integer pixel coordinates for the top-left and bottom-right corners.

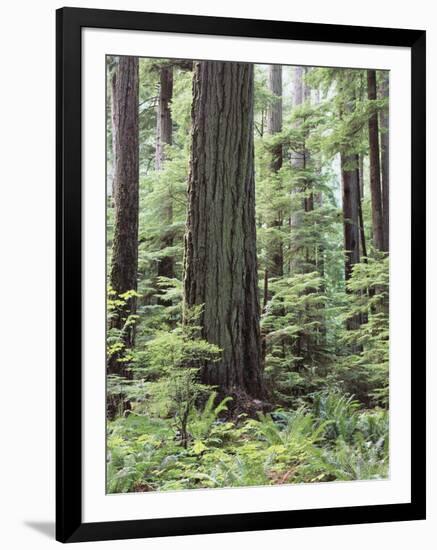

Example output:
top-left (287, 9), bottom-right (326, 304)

top-left (106, 287), bottom-right (141, 371)
top-left (107, 392), bottom-right (388, 491)
top-left (312, 391), bottom-right (361, 443)
top-left (131, 307), bottom-right (221, 447)
top-left (189, 392), bottom-right (233, 441)
top-left (262, 272), bottom-right (329, 403)
top-left (336, 257), bottom-right (389, 405)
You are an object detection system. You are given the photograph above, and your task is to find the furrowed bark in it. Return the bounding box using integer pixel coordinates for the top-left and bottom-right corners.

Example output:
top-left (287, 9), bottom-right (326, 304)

top-left (109, 56), bottom-right (139, 366)
top-left (184, 61), bottom-right (264, 399)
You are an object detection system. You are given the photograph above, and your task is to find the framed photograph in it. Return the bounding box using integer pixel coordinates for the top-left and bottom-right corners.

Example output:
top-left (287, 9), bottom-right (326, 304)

top-left (56, 7), bottom-right (426, 543)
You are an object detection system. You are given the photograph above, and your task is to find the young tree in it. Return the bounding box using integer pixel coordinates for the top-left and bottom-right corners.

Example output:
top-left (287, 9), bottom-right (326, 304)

top-left (367, 69), bottom-right (385, 252)
top-left (109, 56), bottom-right (139, 369)
top-left (184, 61), bottom-right (265, 399)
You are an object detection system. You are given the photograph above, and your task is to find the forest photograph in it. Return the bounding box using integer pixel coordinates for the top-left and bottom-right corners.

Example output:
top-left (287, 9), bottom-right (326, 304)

top-left (106, 55), bottom-right (390, 494)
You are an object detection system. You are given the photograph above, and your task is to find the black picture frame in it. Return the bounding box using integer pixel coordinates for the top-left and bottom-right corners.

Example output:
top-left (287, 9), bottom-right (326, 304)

top-left (56, 6), bottom-right (426, 543)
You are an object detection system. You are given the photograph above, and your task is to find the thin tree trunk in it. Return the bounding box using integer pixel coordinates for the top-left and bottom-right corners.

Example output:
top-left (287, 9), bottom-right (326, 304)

top-left (266, 65), bottom-right (283, 279)
top-left (379, 72), bottom-right (389, 252)
top-left (263, 65), bottom-right (284, 364)
top-left (184, 61), bottom-right (264, 399)
top-left (341, 153), bottom-right (361, 331)
top-left (155, 65), bottom-right (175, 281)
top-left (261, 268), bottom-right (269, 364)
top-left (356, 160), bottom-right (369, 326)
top-left (357, 160), bottom-right (367, 260)
top-left (367, 69), bottom-right (385, 252)
top-left (267, 65), bottom-right (283, 173)
top-left (359, 153), bottom-right (364, 199)
top-left (292, 66), bottom-right (305, 169)
top-left (291, 67), bottom-right (316, 363)
top-left (341, 154), bottom-right (360, 280)
top-left (155, 66), bottom-right (173, 170)
top-left (109, 56), bottom-right (139, 367)
top-left (290, 66), bottom-right (305, 274)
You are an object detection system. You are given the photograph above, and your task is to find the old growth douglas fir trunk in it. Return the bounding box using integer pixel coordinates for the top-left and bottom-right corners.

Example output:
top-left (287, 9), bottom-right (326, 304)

top-left (183, 61), bottom-right (265, 399)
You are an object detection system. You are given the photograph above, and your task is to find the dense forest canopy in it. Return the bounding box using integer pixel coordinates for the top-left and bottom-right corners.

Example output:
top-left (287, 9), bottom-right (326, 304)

top-left (106, 56), bottom-right (389, 493)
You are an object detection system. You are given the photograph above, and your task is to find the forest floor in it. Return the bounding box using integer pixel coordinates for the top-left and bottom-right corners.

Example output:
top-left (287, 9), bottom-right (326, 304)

top-left (107, 392), bottom-right (389, 493)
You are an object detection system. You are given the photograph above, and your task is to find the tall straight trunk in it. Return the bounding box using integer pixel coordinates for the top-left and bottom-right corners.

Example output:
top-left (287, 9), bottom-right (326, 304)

top-left (292, 66), bottom-right (305, 169)
top-left (184, 61), bottom-right (264, 399)
top-left (341, 153), bottom-right (361, 330)
top-left (358, 153), bottom-right (364, 199)
top-left (291, 67), bottom-right (313, 272)
top-left (262, 65), bottom-right (284, 363)
top-left (290, 67), bottom-right (305, 274)
top-left (303, 69), bottom-right (314, 214)
top-left (155, 65), bottom-right (175, 280)
top-left (109, 56), bottom-right (139, 370)
top-left (367, 69), bottom-right (385, 252)
top-left (312, 82), bottom-right (325, 276)
top-left (265, 64), bottom-right (283, 282)
top-left (341, 154), bottom-right (361, 281)
top-left (357, 160), bottom-right (367, 260)
top-left (379, 72), bottom-right (389, 252)
top-left (267, 65), bottom-right (283, 173)
top-left (356, 160), bottom-right (369, 326)
top-left (155, 66), bottom-right (173, 169)
top-left (290, 67), bottom-right (316, 362)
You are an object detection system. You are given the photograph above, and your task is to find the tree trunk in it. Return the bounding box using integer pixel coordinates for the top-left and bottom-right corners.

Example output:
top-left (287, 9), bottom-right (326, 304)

top-left (379, 72), bottom-right (389, 252)
top-left (184, 61), bottom-right (264, 399)
top-left (267, 65), bottom-right (283, 172)
top-left (359, 153), bottom-right (364, 199)
top-left (290, 67), bottom-right (305, 274)
top-left (292, 66), bottom-right (305, 169)
top-left (357, 161), bottom-right (367, 260)
top-left (155, 66), bottom-right (173, 170)
top-left (341, 153), bottom-right (361, 330)
top-left (265, 65), bottom-right (283, 279)
top-left (293, 66), bottom-right (304, 109)
top-left (367, 69), bottom-right (385, 252)
top-left (109, 56), bottom-right (139, 366)
top-left (341, 152), bottom-right (362, 331)
top-left (341, 154), bottom-right (361, 280)
top-left (291, 67), bottom-right (313, 272)
top-left (155, 65), bottom-right (175, 281)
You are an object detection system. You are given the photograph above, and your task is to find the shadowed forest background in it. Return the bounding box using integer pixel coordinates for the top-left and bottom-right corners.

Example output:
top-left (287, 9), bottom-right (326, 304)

top-left (106, 56), bottom-right (390, 493)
